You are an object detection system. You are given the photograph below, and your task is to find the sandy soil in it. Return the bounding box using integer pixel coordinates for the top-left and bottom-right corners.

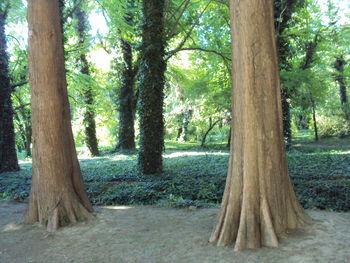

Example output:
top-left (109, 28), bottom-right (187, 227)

top-left (0, 201), bottom-right (349, 263)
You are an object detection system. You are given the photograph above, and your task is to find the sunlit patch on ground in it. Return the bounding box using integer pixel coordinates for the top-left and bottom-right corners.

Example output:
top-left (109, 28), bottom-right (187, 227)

top-left (2, 223), bottom-right (23, 232)
top-left (164, 151), bottom-right (229, 159)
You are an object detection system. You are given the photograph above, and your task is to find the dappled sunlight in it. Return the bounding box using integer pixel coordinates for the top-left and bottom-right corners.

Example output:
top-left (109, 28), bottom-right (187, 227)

top-left (164, 151), bottom-right (229, 159)
top-left (2, 223), bottom-right (23, 232)
top-left (103, 206), bottom-right (133, 210)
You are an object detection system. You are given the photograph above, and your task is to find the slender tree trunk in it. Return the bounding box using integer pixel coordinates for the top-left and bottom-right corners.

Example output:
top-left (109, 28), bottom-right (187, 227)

top-left (281, 89), bottom-right (292, 148)
top-left (210, 0), bottom-right (309, 251)
top-left (333, 56), bottom-right (349, 121)
top-left (74, 0), bottom-right (99, 156)
top-left (0, 4), bottom-right (20, 173)
top-left (26, 0), bottom-right (93, 232)
top-left (227, 127), bottom-right (231, 148)
top-left (13, 95), bottom-right (32, 157)
top-left (138, 0), bottom-right (166, 174)
top-left (201, 118), bottom-right (220, 148)
top-left (311, 99), bottom-right (318, 141)
top-left (177, 109), bottom-right (192, 142)
top-left (180, 109), bottom-right (192, 142)
top-left (118, 39), bottom-right (136, 151)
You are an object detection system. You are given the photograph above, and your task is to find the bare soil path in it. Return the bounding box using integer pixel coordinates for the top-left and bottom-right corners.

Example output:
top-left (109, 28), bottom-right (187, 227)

top-left (1, 201), bottom-right (349, 263)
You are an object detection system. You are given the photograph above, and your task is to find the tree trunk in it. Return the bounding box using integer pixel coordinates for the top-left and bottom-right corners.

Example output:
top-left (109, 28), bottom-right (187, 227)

top-left (138, 0), bottom-right (166, 174)
top-left (26, 0), bottom-right (93, 232)
top-left (13, 94), bottom-right (32, 157)
top-left (227, 127), bottom-right (231, 148)
top-left (333, 56), bottom-right (349, 121)
top-left (118, 39), bottom-right (136, 151)
top-left (210, 0), bottom-right (309, 251)
top-left (74, 0), bottom-right (99, 156)
top-left (180, 109), bottom-right (192, 142)
top-left (0, 4), bottom-right (20, 173)
top-left (311, 99), bottom-right (318, 141)
top-left (274, 0), bottom-right (301, 148)
top-left (201, 118), bottom-right (220, 148)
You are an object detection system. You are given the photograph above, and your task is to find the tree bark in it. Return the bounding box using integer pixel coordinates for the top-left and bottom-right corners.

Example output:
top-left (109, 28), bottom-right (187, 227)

top-left (138, 0), bottom-right (166, 174)
top-left (333, 56), bottom-right (349, 121)
top-left (26, 0), bottom-right (93, 232)
top-left (210, 0), bottom-right (310, 251)
top-left (0, 3), bottom-right (20, 173)
top-left (74, 0), bottom-right (99, 156)
top-left (117, 39), bottom-right (136, 151)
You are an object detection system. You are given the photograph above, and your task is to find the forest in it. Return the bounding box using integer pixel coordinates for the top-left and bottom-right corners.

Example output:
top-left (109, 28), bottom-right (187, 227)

top-left (0, 0), bottom-right (349, 261)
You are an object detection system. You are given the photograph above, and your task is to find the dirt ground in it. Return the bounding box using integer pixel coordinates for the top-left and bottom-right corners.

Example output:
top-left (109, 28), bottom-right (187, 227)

top-left (0, 201), bottom-right (349, 263)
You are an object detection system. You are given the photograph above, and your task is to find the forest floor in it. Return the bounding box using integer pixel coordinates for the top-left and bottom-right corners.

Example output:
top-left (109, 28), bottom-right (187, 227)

top-left (0, 201), bottom-right (349, 263)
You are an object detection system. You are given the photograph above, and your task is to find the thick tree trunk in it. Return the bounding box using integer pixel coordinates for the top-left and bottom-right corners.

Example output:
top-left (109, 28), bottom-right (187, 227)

top-left (26, 0), bottom-right (93, 232)
top-left (210, 0), bottom-right (309, 251)
top-left (0, 4), bottom-right (20, 173)
top-left (118, 39), bottom-right (136, 151)
top-left (138, 0), bottom-right (166, 174)
top-left (74, 1), bottom-right (99, 156)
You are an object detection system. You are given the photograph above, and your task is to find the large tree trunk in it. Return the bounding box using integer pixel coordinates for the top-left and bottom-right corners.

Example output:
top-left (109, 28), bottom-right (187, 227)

top-left (138, 0), bottom-right (166, 174)
top-left (209, 0), bottom-right (309, 251)
top-left (26, 0), bottom-right (93, 232)
top-left (0, 4), bottom-right (20, 173)
top-left (117, 39), bottom-right (136, 151)
top-left (74, 0), bottom-right (99, 156)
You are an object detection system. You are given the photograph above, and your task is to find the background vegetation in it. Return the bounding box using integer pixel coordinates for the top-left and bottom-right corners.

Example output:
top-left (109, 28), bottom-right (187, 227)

top-left (0, 0), bottom-right (349, 211)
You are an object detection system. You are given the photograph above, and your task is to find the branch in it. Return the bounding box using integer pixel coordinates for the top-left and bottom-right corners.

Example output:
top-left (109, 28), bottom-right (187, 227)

top-left (11, 81), bottom-right (28, 90)
top-left (166, 0), bottom-right (212, 46)
top-left (166, 47), bottom-right (231, 62)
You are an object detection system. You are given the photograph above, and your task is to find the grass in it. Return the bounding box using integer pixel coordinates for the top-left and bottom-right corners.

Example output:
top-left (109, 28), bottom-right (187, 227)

top-left (1, 131), bottom-right (349, 211)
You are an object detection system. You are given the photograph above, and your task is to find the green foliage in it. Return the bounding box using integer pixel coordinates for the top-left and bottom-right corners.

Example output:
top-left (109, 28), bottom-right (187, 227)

top-left (2, 140), bottom-right (350, 212)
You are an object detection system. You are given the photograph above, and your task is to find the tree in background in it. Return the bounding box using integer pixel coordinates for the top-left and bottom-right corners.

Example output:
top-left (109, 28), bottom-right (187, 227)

top-left (138, 0), bottom-right (167, 174)
top-left (26, 0), bottom-right (93, 231)
top-left (0, 2), bottom-right (20, 173)
top-left (210, 0), bottom-right (309, 250)
top-left (274, 0), bottom-right (305, 147)
top-left (73, 0), bottom-right (99, 156)
top-left (334, 56), bottom-right (349, 121)
top-left (117, 0), bottom-right (138, 151)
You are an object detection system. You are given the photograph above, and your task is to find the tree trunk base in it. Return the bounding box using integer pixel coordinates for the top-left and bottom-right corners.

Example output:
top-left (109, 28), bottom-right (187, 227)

top-left (25, 190), bottom-right (94, 232)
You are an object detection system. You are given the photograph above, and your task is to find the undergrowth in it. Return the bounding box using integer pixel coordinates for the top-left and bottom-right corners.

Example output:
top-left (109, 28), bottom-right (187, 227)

top-left (1, 139), bottom-right (349, 212)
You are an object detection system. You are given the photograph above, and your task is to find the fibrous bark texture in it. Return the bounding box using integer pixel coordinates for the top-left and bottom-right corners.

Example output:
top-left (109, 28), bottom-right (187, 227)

top-left (138, 0), bottom-right (166, 174)
top-left (209, 0), bottom-right (310, 251)
top-left (74, 1), bottom-right (99, 156)
top-left (0, 4), bottom-right (20, 173)
top-left (26, 0), bottom-right (93, 232)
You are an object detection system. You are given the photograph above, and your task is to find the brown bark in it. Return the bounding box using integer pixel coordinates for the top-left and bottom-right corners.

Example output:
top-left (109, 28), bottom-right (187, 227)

top-left (26, 0), bottom-right (93, 232)
top-left (209, 0), bottom-right (310, 251)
